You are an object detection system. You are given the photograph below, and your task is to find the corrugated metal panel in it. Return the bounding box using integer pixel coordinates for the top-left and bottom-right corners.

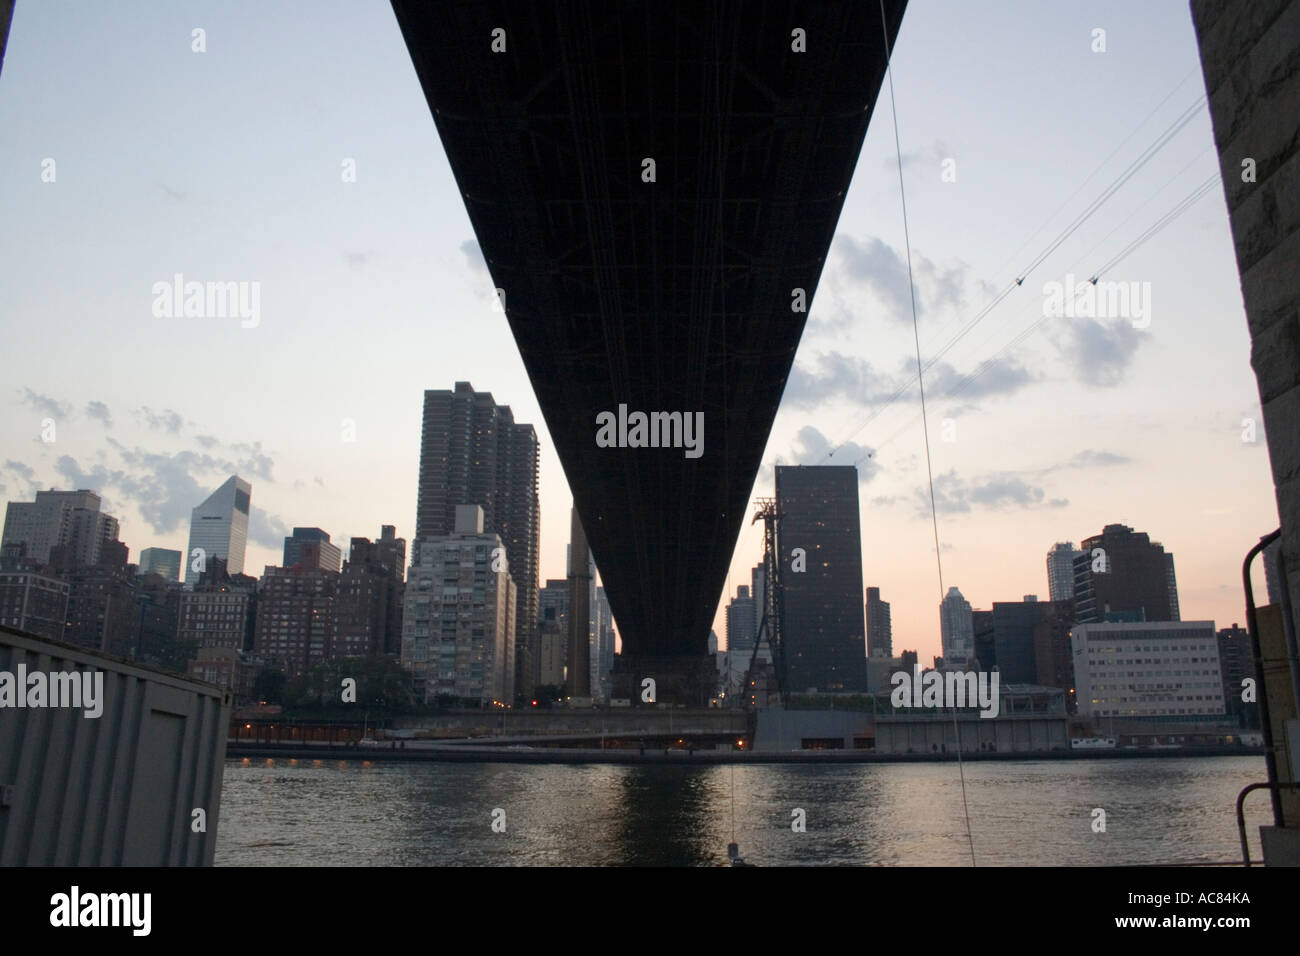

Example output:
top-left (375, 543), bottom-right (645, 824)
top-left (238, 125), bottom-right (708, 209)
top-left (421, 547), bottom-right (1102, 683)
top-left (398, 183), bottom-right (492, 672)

top-left (0, 626), bottom-right (230, 865)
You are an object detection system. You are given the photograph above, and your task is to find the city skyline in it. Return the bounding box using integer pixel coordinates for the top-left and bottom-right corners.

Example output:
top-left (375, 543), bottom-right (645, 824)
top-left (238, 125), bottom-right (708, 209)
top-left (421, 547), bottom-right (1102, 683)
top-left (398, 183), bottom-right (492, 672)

top-left (0, 1), bottom-right (1280, 665)
top-left (3, 0), bottom-right (1298, 883)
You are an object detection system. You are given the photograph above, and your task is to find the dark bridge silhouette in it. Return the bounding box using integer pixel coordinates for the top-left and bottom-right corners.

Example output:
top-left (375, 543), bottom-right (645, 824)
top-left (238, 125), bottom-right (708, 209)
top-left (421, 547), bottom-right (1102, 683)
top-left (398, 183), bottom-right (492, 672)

top-left (393, 0), bottom-right (907, 702)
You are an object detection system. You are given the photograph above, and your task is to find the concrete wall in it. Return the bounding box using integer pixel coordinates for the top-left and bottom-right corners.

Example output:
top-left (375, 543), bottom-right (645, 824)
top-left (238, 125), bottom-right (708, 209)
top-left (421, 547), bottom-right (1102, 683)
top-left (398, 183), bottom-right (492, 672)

top-left (753, 709), bottom-right (873, 751)
top-left (394, 708), bottom-right (748, 738)
top-left (1191, 1), bottom-right (1300, 641)
top-left (752, 708), bottom-right (1068, 753)
top-left (874, 715), bottom-right (1068, 755)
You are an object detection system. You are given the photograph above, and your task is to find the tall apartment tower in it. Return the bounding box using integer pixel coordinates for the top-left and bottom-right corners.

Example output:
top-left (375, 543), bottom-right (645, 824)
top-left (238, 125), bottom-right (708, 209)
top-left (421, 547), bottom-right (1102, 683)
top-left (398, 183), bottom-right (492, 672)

top-left (1072, 523), bottom-right (1179, 625)
top-left (940, 586), bottom-right (974, 665)
top-left (185, 476), bottom-right (251, 586)
top-left (414, 383), bottom-right (539, 701)
top-left (2, 489), bottom-right (119, 567)
top-left (1046, 542), bottom-right (1083, 603)
top-left (774, 465), bottom-right (867, 694)
top-left (401, 505), bottom-right (516, 705)
top-left (865, 586), bottom-right (892, 657)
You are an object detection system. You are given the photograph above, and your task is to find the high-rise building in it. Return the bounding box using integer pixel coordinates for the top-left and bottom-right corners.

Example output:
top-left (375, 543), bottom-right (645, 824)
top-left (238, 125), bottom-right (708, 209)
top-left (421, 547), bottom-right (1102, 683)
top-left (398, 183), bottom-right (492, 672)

top-left (139, 547), bottom-right (182, 582)
top-left (133, 572), bottom-right (185, 672)
top-left (986, 596), bottom-right (1073, 686)
top-left (775, 465), bottom-right (867, 694)
top-left (972, 609), bottom-right (995, 669)
top-left (1072, 524), bottom-right (1179, 625)
top-left (0, 544), bottom-right (69, 640)
top-left (725, 584), bottom-right (761, 693)
top-left (2, 489), bottom-right (119, 567)
top-left (751, 562), bottom-right (767, 636)
top-left (594, 586), bottom-right (615, 701)
top-left (523, 578), bottom-right (571, 698)
top-left (62, 540), bottom-right (138, 655)
top-left (337, 526), bottom-right (406, 658)
top-left (283, 528), bottom-right (342, 573)
top-left (185, 476), bottom-right (251, 586)
top-left (250, 567), bottom-right (338, 681)
top-left (1046, 542), bottom-right (1083, 603)
top-left (414, 383), bottom-right (538, 704)
top-left (866, 650), bottom-right (903, 694)
top-left (939, 587), bottom-right (974, 665)
top-left (566, 508), bottom-right (593, 698)
top-left (1071, 621), bottom-right (1224, 719)
top-left (865, 586), bottom-right (892, 657)
top-left (180, 575), bottom-right (256, 653)
top-left (1217, 623), bottom-right (1258, 728)
top-left (253, 564), bottom-right (339, 678)
top-left (1164, 553), bottom-right (1180, 622)
top-left (401, 505), bottom-right (517, 705)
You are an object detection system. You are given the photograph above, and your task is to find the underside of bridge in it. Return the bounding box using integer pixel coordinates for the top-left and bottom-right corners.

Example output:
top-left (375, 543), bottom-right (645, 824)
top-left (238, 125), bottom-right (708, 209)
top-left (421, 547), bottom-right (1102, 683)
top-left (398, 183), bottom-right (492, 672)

top-left (393, 0), bottom-right (906, 702)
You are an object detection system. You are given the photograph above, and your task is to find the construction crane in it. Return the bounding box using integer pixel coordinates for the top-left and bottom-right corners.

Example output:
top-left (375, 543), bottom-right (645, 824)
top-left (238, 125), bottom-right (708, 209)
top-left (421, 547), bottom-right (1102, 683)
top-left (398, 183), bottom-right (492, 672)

top-left (746, 497), bottom-right (787, 708)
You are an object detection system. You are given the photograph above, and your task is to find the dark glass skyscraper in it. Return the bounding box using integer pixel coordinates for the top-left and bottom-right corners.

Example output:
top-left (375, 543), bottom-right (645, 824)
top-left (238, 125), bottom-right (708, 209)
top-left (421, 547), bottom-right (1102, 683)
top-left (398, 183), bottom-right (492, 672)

top-left (283, 527), bottom-right (342, 573)
top-left (774, 465), bottom-right (867, 693)
top-left (414, 383), bottom-right (539, 698)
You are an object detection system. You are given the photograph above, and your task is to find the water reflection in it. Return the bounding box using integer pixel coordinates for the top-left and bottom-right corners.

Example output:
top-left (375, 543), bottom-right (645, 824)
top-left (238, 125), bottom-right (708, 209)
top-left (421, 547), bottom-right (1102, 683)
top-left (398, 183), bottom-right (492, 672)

top-left (214, 756), bottom-right (1271, 866)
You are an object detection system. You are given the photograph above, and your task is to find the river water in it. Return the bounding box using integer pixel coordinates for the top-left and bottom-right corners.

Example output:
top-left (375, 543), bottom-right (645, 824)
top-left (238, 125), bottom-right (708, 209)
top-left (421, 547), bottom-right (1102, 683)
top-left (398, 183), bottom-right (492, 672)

top-left (214, 755), bottom-right (1273, 866)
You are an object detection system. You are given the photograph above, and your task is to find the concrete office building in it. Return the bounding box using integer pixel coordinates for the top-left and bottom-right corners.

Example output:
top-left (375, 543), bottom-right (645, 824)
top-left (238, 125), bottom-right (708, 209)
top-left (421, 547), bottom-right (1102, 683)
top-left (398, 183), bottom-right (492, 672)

top-left (1071, 621), bottom-right (1225, 719)
top-left (185, 476), bottom-right (251, 586)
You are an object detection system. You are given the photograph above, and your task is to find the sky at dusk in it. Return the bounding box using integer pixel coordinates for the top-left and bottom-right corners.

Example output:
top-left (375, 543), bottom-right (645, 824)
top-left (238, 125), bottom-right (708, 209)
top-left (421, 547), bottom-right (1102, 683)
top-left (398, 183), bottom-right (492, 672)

top-left (0, 1), bottom-right (1279, 666)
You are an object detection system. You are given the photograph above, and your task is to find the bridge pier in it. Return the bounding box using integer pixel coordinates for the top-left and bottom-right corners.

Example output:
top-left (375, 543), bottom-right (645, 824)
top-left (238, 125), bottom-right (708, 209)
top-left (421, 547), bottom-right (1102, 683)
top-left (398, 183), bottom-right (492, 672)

top-left (612, 654), bottom-right (717, 708)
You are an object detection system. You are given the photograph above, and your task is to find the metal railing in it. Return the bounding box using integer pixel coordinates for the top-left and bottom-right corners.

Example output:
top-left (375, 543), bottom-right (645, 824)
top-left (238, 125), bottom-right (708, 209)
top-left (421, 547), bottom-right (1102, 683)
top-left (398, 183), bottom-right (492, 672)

top-left (1236, 781), bottom-right (1300, 866)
